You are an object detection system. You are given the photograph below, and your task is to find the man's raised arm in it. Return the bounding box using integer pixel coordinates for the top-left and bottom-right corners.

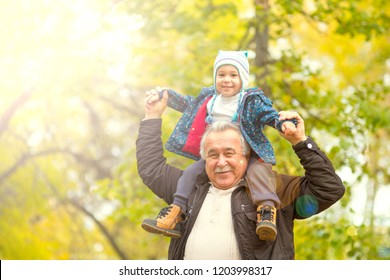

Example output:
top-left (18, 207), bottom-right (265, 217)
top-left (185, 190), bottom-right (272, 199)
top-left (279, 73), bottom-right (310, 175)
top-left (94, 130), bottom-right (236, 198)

top-left (136, 90), bottom-right (183, 204)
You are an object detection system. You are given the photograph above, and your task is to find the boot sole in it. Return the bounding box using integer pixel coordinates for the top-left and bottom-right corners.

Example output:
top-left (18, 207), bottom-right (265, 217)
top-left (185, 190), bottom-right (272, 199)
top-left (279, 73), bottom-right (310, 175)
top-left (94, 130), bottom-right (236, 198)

top-left (141, 223), bottom-right (182, 239)
top-left (256, 224), bottom-right (277, 241)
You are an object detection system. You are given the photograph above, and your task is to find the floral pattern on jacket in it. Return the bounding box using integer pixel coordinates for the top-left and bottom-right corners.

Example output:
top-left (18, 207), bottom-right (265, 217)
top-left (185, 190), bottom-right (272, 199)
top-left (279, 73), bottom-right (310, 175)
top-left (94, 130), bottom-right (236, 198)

top-left (165, 86), bottom-right (293, 165)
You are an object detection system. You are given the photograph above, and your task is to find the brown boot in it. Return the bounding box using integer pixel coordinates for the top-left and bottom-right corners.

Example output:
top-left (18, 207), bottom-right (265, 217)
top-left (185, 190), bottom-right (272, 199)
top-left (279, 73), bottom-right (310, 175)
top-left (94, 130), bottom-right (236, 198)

top-left (141, 204), bottom-right (185, 238)
top-left (256, 205), bottom-right (277, 241)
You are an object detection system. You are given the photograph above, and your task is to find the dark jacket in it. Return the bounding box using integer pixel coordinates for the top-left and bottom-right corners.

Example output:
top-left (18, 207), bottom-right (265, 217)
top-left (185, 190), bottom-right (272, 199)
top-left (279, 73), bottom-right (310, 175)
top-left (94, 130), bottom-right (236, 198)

top-left (136, 119), bottom-right (345, 260)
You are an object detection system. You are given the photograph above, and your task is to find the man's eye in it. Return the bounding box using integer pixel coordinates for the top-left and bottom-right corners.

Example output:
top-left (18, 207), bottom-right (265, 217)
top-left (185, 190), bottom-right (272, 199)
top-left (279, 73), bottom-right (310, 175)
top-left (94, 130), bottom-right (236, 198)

top-left (225, 152), bottom-right (235, 157)
top-left (208, 154), bottom-right (218, 159)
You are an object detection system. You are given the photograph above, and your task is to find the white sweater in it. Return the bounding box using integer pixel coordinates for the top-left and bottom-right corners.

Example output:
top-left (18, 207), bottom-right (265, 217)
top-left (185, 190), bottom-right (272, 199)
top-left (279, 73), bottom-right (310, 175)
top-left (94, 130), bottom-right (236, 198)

top-left (184, 184), bottom-right (241, 260)
top-left (207, 93), bottom-right (240, 122)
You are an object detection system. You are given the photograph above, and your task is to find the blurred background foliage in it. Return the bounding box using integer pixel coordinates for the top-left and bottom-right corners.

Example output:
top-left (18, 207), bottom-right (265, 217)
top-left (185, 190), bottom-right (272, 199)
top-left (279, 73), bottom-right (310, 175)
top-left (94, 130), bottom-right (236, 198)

top-left (0, 0), bottom-right (389, 260)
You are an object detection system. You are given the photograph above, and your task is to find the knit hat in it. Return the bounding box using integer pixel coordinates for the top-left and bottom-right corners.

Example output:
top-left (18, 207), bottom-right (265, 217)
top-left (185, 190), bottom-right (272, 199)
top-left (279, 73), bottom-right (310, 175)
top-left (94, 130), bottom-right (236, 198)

top-left (206, 50), bottom-right (250, 125)
top-left (213, 50), bottom-right (250, 91)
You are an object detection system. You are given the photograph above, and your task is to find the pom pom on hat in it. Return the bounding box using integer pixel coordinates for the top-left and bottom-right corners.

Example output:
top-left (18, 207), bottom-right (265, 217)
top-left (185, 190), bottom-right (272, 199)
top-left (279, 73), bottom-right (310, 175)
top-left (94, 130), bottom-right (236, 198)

top-left (213, 50), bottom-right (250, 89)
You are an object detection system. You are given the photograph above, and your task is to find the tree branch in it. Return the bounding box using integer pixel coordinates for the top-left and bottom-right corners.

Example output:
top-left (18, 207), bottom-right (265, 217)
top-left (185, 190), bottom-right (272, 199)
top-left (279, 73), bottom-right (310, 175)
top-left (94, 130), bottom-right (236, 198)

top-left (0, 89), bottom-right (32, 137)
top-left (38, 169), bottom-right (128, 260)
top-left (0, 148), bottom-right (112, 185)
top-left (69, 199), bottom-right (128, 260)
top-left (0, 149), bottom-right (62, 184)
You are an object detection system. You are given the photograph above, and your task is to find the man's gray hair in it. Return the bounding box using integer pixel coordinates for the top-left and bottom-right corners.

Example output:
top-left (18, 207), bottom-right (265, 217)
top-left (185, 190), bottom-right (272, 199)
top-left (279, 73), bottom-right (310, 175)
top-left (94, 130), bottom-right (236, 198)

top-left (199, 121), bottom-right (251, 159)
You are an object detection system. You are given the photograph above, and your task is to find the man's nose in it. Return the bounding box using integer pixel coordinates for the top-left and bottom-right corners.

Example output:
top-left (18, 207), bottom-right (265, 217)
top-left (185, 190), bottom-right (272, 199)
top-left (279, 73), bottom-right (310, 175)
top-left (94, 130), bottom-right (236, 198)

top-left (216, 155), bottom-right (227, 166)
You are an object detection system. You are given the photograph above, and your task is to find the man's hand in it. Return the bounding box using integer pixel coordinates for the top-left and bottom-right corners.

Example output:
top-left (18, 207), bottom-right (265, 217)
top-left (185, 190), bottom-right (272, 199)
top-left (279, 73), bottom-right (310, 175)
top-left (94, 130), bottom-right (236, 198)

top-left (144, 89), bottom-right (168, 120)
top-left (278, 111), bottom-right (307, 146)
top-left (281, 121), bottom-right (296, 135)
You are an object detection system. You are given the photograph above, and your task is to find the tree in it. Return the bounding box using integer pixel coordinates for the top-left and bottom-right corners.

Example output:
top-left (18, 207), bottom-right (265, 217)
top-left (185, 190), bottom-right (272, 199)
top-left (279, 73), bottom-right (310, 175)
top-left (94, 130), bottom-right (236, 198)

top-left (0, 0), bottom-right (389, 260)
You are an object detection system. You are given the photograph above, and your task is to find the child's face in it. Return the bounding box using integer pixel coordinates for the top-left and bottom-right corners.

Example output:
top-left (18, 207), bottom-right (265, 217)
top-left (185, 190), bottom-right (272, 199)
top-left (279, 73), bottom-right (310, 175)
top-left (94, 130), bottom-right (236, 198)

top-left (215, 65), bottom-right (242, 97)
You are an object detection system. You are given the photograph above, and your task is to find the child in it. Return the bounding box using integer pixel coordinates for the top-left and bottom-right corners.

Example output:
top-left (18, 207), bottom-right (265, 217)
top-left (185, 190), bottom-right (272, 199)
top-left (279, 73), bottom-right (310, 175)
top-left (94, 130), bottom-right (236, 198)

top-left (141, 50), bottom-right (296, 241)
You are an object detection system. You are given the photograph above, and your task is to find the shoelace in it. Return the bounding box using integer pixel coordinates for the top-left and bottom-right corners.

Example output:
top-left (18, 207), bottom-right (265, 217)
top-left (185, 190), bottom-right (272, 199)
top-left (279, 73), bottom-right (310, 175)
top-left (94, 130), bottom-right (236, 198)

top-left (156, 206), bottom-right (172, 219)
top-left (259, 207), bottom-right (275, 222)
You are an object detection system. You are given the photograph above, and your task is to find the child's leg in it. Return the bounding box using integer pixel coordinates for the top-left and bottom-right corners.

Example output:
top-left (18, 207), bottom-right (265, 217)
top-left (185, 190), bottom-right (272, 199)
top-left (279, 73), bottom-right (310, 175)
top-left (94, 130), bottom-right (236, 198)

top-left (141, 159), bottom-right (205, 238)
top-left (173, 159), bottom-right (206, 213)
top-left (245, 156), bottom-right (279, 241)
top-left (246, 157), bottom-right (280, 208)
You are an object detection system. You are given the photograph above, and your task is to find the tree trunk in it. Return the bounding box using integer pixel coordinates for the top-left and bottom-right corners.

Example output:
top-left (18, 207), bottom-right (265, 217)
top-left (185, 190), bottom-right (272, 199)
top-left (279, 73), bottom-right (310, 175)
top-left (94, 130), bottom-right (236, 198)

top-left (253, 0), bottom-right (271, 96)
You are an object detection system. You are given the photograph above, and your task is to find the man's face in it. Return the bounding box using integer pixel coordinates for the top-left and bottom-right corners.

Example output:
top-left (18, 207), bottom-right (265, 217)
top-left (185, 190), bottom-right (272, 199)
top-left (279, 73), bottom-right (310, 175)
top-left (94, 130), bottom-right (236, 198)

top-left (215, 65), bottom-right (242, 97)
top-left (204, 129), bottom-right (248, 190)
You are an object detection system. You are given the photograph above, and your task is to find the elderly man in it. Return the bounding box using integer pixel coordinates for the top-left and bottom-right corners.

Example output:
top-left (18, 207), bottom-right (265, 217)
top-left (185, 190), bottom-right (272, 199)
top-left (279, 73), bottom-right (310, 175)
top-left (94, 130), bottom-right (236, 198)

top-left (136, 91), bottom-right (345, 260)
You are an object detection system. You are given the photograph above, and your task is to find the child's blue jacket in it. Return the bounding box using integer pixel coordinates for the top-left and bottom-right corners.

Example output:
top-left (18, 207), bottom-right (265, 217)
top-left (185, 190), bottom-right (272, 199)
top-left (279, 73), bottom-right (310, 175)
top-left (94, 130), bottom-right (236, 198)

top-left (164, 86), bottom-right (293, 165)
